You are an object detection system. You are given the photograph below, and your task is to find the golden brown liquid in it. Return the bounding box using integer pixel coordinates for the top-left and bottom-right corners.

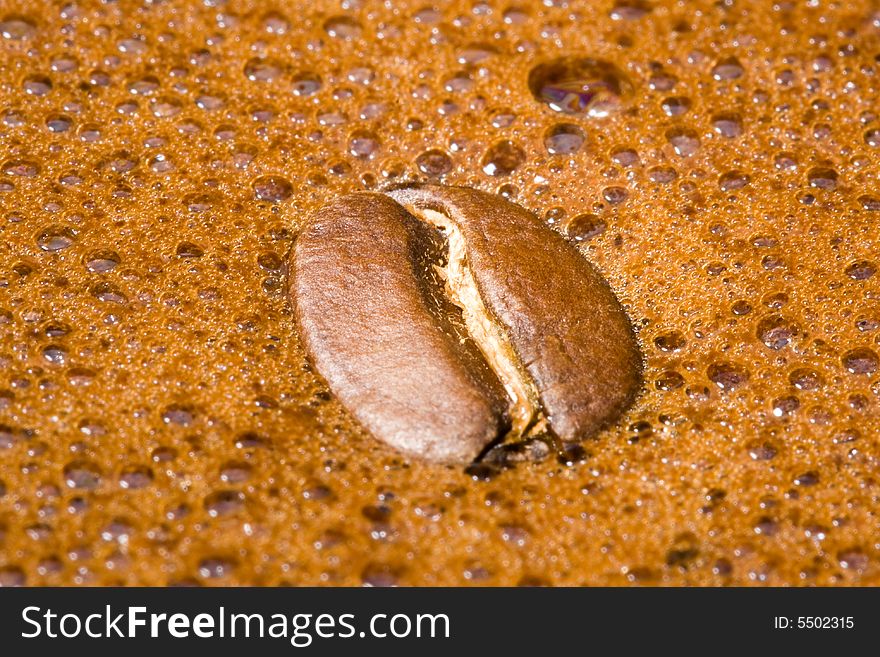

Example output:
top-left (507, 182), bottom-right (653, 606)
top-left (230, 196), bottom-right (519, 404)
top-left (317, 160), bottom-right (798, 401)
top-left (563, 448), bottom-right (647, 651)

top-left (1, 0), bottom-right (879, 586)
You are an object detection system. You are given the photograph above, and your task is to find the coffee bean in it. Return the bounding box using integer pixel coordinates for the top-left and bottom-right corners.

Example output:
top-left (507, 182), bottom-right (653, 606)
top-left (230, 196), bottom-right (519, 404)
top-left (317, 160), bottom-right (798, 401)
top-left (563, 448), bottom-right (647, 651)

top-left (292, 185), bottom-right (642, 464)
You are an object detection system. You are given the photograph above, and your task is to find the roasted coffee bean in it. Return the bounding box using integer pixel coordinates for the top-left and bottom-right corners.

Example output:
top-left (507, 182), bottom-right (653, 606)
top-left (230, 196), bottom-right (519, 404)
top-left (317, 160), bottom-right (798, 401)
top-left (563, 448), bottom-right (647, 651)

top-left (292, 185), bottom-right (642, 464)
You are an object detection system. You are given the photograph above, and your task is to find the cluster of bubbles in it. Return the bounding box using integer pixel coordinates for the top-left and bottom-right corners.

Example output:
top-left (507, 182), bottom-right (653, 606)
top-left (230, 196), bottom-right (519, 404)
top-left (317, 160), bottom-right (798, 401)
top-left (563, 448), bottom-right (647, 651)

top-left (0, 0), bottom-right (879, 587)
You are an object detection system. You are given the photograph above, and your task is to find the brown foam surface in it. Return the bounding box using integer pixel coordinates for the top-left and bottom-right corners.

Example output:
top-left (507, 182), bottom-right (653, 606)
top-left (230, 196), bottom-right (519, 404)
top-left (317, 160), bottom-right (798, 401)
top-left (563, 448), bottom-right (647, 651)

top-left (0, 0), bottom-right (879, 586)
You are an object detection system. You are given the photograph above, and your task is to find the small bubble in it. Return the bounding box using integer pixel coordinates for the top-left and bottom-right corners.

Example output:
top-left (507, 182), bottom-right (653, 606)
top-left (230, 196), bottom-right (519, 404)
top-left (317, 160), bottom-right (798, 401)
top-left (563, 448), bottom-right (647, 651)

top-left (666, 128), bottom-right (700, 157)
top-left (712, 57), bottom-right (744, 80)
top-left (845, 260), bottom-right (875, 280)
top-left (528, 57), bottom-right (632, 117)
top-left (0, 566), bottom-right (25, 587)
top-left (718, 170), bottom-right (750, 191)
top-left (415, 149), bottom-right (452, 176)
top-left (712, 112), bottom-right (743, 138)
top-left (292, 71), bottom-right (322, 96)
top-left (661, 96), bottom-right (691, 116)
top-left (648, 166), bottom-right (677, 184)
top-left (654, 331), bottom-right (686, 352)
top-left (564, 213), bottom-right (606, 241)
top-left (324, 15), bottom-right (362, 40)
top-left (611, 148), bottom-right (640, 167)
top-left (162, 404), bottom-right (194, 426)
top-left (348, 130), bottom-right (380, 159)
top-left (481, 140), bottom-right (525, 176)
top-left (655, 370), bottom-right (684, 391)
top-left (789, 367), bottom-right (824, 391)
top-left (36, 225), bottom-right (77, 252)
top-left (747, 440), bottom-right (778, 460)
top-left (252, 175), bottom-right (293, 202)
top-left (91, 282), bottom-right (127, 304)
top-left (85, 250), bottom-right (120, 273)
top-left (63, 460), bottom-right (102, 490)
top-left (707, 361), bottom-right (749, 390)
top-left (756, 315), bottom-right (797, 350)
top-left (119, 466), bottom-right (153, 489)
top-left (602, 186), bottom-right (628, 204)
top-left (807, 167), bottom-right (838, 189)
top-left (838, 549), bottom-right (869, 571)
top-left (544, 123), bottom-right (585, 155)
top-left (244, 57), bottom-right (283, 82)
top-left (609, 1), bottom-right (651, 20)
top-left (0, 15), bottom-right (37, 40)
top-left (176, 242), bottom-right (204, 258)
top-left (842, 348), bottom-right (878, 375)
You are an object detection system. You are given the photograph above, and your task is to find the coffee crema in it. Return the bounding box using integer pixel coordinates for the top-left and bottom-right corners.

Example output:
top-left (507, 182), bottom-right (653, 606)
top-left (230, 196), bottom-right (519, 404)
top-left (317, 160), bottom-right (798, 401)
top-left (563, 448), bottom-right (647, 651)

top-left (0, 0), bottom-right (878, 586)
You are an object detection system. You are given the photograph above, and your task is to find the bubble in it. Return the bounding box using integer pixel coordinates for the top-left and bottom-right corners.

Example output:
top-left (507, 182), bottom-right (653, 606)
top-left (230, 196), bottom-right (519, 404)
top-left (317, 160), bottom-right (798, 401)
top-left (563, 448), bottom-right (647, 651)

top-left (150, 97), bottom-right (182, 118)
top-left (361, 563), bottom-right (400, 587)
top-left (0, 15), bottom-right (36, 40)
top-left (842, 348), bottom-right (878, 375)
top-left (91, 282), bottom-right (127, 304)
top-left (219, 461), bottom-right (252, 484)
top-left (712, 113), bottom-right (743, 138)
top-left (611, 148), bottom-right (639, 167)
top-left (718, 170), bottom-right (750, 191)
top-left (173, 242), bottom-right (203, 259)
top-left (602, 186), bottom-right (628, 204)
top-left (348, 130), bottom-right (380, 159)
top-left (747, 441), bottom-right (778, 460)
top-left (63, 460), bottom-right (102, 490)
top-left (119, 466), bottom-right (153, 489)
top-left (262, 10), bottom-right (290, 34)
top-left (23, 76), bottom-right (52, 96)
top-left (544, 123), bottom-right (585, 154)
top-left (0, 566), bottom-right (26, 587)
top-left (655, 370), bottom-right (684, 391)
top-left (252, 175), bottom-right (293, 202)
top-left (2, 160), bottom-right (40, 177)
top-left (756, 315), bottom-right (797, 350)
top-left (666, 128), bottom-right (700, 157)
top-left (859, 195), bottom-right (880, 211)
top-left (838, 549), bottom-right (869, 571)
top-left (527, 57), bottom-right (633, 117)
top-left (198, 557), bottom-right (236, 579)
top-left (865, 129), bottom-right (880, 148)
top-left (807, 167), bottom-right (838, 190)
top-left (845, 260), bottom-right (875, 280)
top-left (609, 1), bottom-right (650, 20)
top-left (789, 368), bottom-right (824, 391)
top-left (481, 140), bottom-right (525, 176)
top-left (42, 344), bottom-right (67, 364)
top-left (244, 58), bottom-right (283, 82)
top-left (794, 471), bottom-right (819, 487)
top-left (36, 225), bottom-right (77, 251)
top-left (323, 16), bottom-right (362, 40)
top-left (162, 405), bottom-right (194, 426)
top-left (707, 362), bottom-right (749, 390)
top-left (46, 114), bottom-right (72, 132)
top-left (654, 331), bottom-right (686, 352)
top-left (0, 424), bottom-right (23, 449)
top-left (564, 213), bottom-right (606, 241)
top-left (292, 72), bottom-right (322, 96)
top-left (661, 96), bottom-right (691, 116)
top-left (415, 149), bottom-right (452, 176)
top-left (711, 57), bottom-right (744, 80)
top-left (85, 250), bottom-right (120, 273)
top-left (648, 166), bottom-right (677, 183)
